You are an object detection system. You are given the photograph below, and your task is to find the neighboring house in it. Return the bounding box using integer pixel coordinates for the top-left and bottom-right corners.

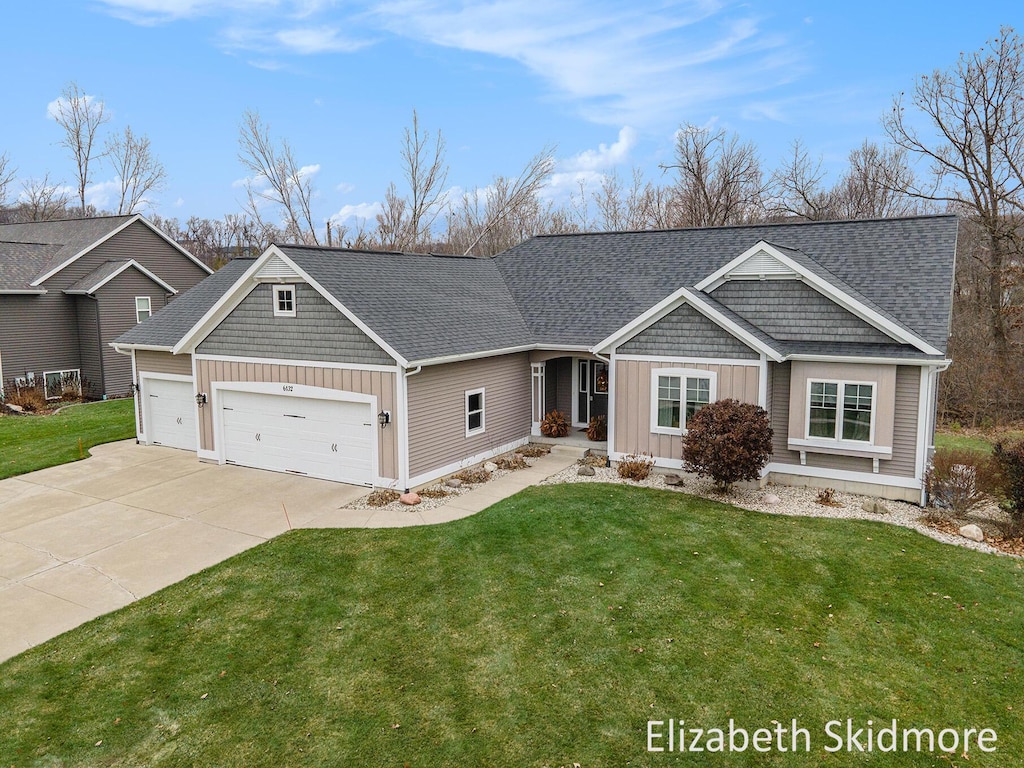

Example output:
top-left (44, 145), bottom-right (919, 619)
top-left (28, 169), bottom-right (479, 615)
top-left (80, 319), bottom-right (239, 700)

top-left (112, 215), bottom-right (958, 503)
top-left (0, 215), bottom-right (212, 399)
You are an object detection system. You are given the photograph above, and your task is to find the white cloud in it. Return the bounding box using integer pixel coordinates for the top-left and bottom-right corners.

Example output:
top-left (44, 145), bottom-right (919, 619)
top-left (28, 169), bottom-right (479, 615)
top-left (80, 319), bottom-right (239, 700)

top-left (92, 0), bottom-right (278, 24)
top-left (297, 163), bottom-right (320, 178)
top-left (174, 197), bottom-right (186, 207)
top-left (46, 92), bottom-right (103, 121)
top-left (275, 27), bottom-right (367, 54)
top-left (329, 201), bottom-right (382, 223)
top-left (84, 179), bottom-right (123, 210)
top-left (335, 181), bottom-right (355, 193)
top-left (560, 127), bottom-right (637, 173)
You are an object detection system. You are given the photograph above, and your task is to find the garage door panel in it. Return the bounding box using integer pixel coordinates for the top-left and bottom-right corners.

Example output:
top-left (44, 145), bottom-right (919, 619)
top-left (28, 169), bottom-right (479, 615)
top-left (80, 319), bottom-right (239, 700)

top-left (146, 378), bottom-right (196, 451)
top-left (220, 389), bottom-right (374, 486)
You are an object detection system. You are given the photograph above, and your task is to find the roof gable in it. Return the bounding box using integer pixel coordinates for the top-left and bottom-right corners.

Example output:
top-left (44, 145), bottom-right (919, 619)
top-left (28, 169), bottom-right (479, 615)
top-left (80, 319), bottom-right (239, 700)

top-left (63, 259), bottom-right (177, 295)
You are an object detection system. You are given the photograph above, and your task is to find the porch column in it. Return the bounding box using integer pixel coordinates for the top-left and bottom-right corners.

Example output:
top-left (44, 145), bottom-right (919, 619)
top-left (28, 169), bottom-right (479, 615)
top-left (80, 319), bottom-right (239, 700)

top-left (531, 362), bottom-right (546, 436)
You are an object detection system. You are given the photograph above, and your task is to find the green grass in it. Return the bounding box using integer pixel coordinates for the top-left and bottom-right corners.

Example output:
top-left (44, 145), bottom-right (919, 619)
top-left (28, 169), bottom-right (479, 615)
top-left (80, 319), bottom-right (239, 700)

top-left (0, 398), bottom-right (136, 479)
top-left (1, 483), bottom-right (1022, 766)
top-left (935, 427), bottom-right (1024, 454)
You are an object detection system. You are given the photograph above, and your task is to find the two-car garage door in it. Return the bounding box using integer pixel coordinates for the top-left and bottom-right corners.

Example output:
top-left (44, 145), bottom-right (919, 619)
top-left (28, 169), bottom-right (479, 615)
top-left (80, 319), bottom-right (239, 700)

top-left (220, 389), bottom-right (375, 487)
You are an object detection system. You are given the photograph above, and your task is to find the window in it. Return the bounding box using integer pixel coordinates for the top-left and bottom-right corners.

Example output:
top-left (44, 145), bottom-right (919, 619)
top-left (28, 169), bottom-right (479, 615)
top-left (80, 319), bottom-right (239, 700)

top-left (42, 369), bottom-right (81, 400)
top-left (466, 388), bottom-right (485, 436)
top-left (273, 285), bottom-right (296, 317)
top-left (135, 296), bottom-right (152, 323)
top-left (807, 380), bottom-right (873, 443)
top-left (651, 369), bottom-right (715, 434)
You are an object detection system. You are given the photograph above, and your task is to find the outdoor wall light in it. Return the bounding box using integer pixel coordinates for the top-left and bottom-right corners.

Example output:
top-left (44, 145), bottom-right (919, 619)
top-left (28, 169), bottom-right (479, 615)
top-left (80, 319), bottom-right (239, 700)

top-left (378, 410), bottom-right (391, 428)
top-left (129, 382), bottom-right (140, 394)
top-left (195, 392), bottom-right (208, 408)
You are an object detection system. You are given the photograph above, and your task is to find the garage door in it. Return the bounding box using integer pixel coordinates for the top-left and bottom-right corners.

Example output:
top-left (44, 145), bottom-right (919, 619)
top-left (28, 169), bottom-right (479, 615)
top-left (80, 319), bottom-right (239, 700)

top-left (220, 389), bottom-right (374, 486)
top-left (146, 378), bottom-right (196, 450)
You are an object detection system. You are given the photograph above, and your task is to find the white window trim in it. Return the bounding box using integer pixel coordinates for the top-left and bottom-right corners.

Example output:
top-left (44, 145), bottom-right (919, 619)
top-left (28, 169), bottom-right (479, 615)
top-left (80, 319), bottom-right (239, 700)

top-left (465, 387), bottom-right (486, 437)
top-left (803, 378), bottom-right (877, 447)
top-left (42, 368), bottom-right (81, 400)
top-left (649, 368), bottom-right (717, 436)
top-left (135, 296), bottom-right (152, 323)
top-left (272, 284), bottom-right (296, 317)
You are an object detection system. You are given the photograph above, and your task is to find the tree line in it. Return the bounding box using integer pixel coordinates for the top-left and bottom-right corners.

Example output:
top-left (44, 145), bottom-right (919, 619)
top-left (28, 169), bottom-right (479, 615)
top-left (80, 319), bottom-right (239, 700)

top-left (1, 28), bottom-right (1022, 427)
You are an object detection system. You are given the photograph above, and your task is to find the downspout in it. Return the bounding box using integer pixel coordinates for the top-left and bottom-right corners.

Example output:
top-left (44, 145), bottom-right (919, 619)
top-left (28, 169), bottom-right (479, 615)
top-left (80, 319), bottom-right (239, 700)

top-left (400, 365), bottom-right (422, 492)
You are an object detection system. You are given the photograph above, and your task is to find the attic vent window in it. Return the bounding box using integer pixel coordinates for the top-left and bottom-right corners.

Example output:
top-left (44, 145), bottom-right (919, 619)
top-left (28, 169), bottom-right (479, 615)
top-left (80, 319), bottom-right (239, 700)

top-left (273, 285), bottom-right (296, 317)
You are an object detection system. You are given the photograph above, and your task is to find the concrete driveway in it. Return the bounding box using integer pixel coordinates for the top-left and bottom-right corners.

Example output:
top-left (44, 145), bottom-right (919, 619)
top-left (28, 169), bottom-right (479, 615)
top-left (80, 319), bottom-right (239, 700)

top-left (0, 440), bottom-right (370, 662)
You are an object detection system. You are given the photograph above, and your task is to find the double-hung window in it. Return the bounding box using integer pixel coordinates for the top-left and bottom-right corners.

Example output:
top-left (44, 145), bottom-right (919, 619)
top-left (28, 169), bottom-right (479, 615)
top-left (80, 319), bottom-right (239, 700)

top-left (651, 369), bottom-right (714, 434)
top-left (135, 296), bottom-right (151, 322)
top-left (466, 388), bottom-right (485, 436)
top-left (808, 381), bottom-right (874, 443)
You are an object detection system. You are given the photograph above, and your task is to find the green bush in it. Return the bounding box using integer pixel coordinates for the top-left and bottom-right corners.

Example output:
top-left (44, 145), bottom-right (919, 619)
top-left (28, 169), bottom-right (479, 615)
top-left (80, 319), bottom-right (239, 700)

top-left (683, 398), bottom-right (773, 492)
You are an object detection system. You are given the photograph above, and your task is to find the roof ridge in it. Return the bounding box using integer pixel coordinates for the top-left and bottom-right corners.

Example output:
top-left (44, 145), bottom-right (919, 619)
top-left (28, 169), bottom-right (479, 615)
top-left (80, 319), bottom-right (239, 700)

top-left (278, 244), bottom-right (482, 260)
top-left (0, 213), bottom-right (135, 227)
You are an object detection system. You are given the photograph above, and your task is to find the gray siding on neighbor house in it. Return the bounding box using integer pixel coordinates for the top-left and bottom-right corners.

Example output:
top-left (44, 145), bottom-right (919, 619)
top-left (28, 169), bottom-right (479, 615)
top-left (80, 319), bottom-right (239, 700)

top-left (135, 349), bottom-right (194, 376)
top-left (196, 283), bottom-right (394, 366)
top-left (0, 294), bottom-right (81, 387)
top-left (95, 269), bottom-right (171, 396)
top-left (769, 361), bottom-right (920, 478)
top-left (618, 302), bottom-right (758, 359)
top-left (407, 353), bottom-right (532, 480)
top-left (74, 296), bottom-right (104, 397)
top-left (543, 357), bottom-right (573, 418)
top-left (711, 280), bottom-right (895, 344)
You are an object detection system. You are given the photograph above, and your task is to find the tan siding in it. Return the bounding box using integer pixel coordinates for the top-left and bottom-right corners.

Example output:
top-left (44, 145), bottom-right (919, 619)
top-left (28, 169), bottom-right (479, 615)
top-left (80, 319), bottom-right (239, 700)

top-left (195, 358), bottom-right (398, 481)
top-left (135, 350), bottom-right (193, 376)
top-left (770, 362), bottom-right (798, 464)
top-left (891, 366), bottom-right (921, 477)
top-left (407, 353), bottom-right (532, 478)
top-left (613, 358), bottom-right (760, 461)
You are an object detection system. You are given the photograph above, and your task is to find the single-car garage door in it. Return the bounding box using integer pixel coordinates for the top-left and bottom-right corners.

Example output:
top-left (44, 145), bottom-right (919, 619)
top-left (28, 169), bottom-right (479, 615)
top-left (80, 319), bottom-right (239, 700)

top-left (146, 378), bottom-right (197, 450)
top-left (220, 389), bottom-right (374, 486)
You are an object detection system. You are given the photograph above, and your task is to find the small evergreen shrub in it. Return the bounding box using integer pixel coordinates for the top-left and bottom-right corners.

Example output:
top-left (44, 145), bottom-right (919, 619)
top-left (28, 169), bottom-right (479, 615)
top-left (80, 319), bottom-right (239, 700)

top-left (617, 453), bottom-right (654, 481)
top-left (925, 448), bottom-right (998, 518)
top-left (682, 398), bottom-right (773, 493)
top-left (992, 440), bottom-right (1024, 535)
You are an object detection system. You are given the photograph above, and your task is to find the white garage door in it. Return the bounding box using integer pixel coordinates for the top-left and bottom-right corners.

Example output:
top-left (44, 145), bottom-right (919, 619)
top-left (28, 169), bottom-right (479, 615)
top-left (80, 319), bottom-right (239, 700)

top-left (146, 378), bottom-right (196, 450)
top-left (220, 389), bottom-right (374, 486)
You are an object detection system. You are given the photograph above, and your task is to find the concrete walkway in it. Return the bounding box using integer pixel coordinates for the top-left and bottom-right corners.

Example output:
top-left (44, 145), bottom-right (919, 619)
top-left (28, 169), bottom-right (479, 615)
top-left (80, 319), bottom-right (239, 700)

top-left (0, 440), bottom-right (575, 662)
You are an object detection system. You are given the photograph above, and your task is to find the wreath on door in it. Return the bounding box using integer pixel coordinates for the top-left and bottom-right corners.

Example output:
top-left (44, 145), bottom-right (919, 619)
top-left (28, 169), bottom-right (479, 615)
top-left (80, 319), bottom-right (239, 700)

top-left (595, 369), bottom-right (609, 393)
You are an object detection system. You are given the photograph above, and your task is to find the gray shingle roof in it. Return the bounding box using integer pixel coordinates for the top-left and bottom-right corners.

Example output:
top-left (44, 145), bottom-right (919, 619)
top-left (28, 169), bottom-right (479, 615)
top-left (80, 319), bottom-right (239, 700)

top-left (64, 260), bottom-right (133, 294)
top-left (496, 215), bottom-right (958, 353)
top-left (0, 215), bottom-right (135, 290)
top-left (113, 259), bottom-right (254, 348)
top-left (280, 247), bottom-right (535, 362)
top-left (113, 215), bottom-right (959, 363)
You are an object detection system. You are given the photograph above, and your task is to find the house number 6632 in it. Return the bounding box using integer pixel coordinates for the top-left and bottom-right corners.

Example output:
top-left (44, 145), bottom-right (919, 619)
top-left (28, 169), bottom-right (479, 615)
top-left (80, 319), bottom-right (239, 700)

top-left (282, 385), bottom-right (293, 392)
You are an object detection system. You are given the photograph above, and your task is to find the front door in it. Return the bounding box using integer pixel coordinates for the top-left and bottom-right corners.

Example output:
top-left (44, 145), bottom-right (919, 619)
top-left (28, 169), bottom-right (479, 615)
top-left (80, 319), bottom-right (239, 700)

top-left (577, 360), bottom-right (609, 425)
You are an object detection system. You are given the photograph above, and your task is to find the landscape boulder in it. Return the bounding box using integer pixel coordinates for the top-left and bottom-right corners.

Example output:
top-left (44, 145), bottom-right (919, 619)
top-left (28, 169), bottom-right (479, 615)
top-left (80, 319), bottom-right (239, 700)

top-left (399, 492), bottom-right (421, 506)
top-left (861, 500), bottom-right (889, 515)
top-left (483, 461), bottom-right (499, 472)
top-left (663, 473), bottom-right (684, 486)
top-left (959, 523), bottom-right (984, 542)
top-left (445, 478), bottom-right (463, 489)
top-left (764, 493), bottom-right (780, 505)
top-left (577, 465), bottom-right (596, 477)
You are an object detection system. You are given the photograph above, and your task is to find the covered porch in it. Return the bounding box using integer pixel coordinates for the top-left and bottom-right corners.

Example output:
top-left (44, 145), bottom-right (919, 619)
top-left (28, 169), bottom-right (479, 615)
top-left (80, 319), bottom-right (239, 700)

top-left (529, 351), bottom-right (610, 450)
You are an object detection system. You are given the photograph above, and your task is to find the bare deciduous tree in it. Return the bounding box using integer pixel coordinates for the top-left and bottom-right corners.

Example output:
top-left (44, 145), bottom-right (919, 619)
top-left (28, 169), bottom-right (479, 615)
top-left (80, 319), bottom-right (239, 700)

top-left (105, 126), bottom-right (167, 214)
top-left (662, 124), bottom-right (765, 226)
top-left (50, 82), bottom-right (109, 216)
top-left (883, 26), bottom-right (1024, 364)
top-left (767, 140), bottom-right (835, 220)
top-left (238, 110), bottom-right (320, 245)
top-left (395, 110), bottom-right (448, 249)
top-left (21, 174), bottom-right (71, 221)
top-left (0, 152), bottom-right (15, 208)
top-left (834, 141), bottom-right (919, 219)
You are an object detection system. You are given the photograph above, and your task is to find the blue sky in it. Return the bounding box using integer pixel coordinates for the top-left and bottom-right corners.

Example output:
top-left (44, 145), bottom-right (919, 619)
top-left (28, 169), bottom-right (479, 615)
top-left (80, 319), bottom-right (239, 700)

top-left (1, 1), bottom-right (1020, 229)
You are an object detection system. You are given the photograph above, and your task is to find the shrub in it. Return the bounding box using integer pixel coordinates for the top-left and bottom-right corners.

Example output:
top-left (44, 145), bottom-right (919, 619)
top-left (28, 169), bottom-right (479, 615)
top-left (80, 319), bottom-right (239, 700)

top-left (452, 467), bottom-right (491, 484)
top-left (815, 488), bottom-right (841, 507)
top-left (925, 448), bottom-right (999, 518)
top-left (992, 440), bottom-right (1024, 535)
top-left (418, 487), bottom-right (449, 499)
top-left (495, 453), bottom-right (528, 471)
top-left (367, 489), bottom-right (401, 507)
top-left (540, 410), bottom-right (570, 438)
top-left (519, 444), bottom-right (552, 458)
top-left (5, 384), bottom-right (47, 413)
top-left (617, 453), bottom-right (654, 481)
top-left (682, 398), bottom-right (773, 493)
top-left (586, 415), bottom-right (607, 441)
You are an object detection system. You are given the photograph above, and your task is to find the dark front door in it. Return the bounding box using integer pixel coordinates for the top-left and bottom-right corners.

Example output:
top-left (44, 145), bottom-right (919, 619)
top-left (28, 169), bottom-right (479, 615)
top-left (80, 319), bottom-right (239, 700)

top-left (577, 359), bottom-right (609, 424)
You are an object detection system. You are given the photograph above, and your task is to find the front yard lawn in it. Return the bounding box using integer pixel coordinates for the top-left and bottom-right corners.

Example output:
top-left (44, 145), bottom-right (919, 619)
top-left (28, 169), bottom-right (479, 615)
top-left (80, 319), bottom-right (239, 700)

top-left (0, 398), bottom-right (136, 479)
top-left (1, 483), bottom-right (1020, 766)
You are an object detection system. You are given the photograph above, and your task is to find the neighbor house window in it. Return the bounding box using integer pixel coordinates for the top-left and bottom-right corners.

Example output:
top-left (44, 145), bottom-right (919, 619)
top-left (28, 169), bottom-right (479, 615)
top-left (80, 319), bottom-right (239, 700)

top-left (135, 296), bottom-right (151, 322)
top-left (807, 380), bottom-right (873, 442)
top-left (466, 388), bottom-right (485, 436)
top-left (651, 369), bottom-right (714, 434)
top-left (42, 369), bottom-right (81, 401)
top-left (273, 285), bottom-right (296, 317)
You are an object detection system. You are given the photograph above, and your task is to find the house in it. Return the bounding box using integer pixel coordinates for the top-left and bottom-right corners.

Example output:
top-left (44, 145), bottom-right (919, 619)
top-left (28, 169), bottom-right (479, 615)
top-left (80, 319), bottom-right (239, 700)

top-left (111, 214), bottom-right (958, 503)
top-left (0, 215), bottom-right (212, 400)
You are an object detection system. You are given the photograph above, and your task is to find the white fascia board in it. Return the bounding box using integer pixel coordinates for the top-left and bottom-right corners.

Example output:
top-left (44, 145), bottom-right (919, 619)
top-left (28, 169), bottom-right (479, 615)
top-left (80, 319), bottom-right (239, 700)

top-left (786, 354), bottom-right (951, 367)
top-left (593, 286), bottom-right (783, 362)
top-left (272, 251), bottom-right (409, 367)
top-left (697, 241), bottom-right (942, 357)
top-left (409, 344), bottom-right (539, 368)
top-left (68, 259), bottom-right (178, 295)
top-left (0, 288), bottom-right (48, 294)
top-left (110, 342), bottom-right (174, 353)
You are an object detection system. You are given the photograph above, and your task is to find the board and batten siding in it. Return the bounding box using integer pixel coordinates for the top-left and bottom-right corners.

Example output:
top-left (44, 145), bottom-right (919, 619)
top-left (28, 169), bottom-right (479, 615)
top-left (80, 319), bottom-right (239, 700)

top-left (769, 362), bottom-right (920, 478)
top-left (95, 269), bottom-right (171, 396)
top-left (613, 358), bottom-right (760, 461)
top-left (134, 350), bottom-right (194, 434)
top-left (710, 280), bottom-right (894, 343)
top-left (407, 353), bottom-right (532, 479)
top-left (195, 358), bottom-right (399, 482)
top-left (618, 303), bottom-right (759, 359)
top-left (197, 283), bottom-right (393, 366)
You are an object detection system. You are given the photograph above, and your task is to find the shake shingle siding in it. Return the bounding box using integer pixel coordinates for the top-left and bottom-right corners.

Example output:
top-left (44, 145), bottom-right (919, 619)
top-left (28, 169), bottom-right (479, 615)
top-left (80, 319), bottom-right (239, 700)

top-left (196, 283), bottom-right (394, 365)
top-left (710, 280), bottom-right (895, 344)
top-left (618, 303), bottom-right (759, 358)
